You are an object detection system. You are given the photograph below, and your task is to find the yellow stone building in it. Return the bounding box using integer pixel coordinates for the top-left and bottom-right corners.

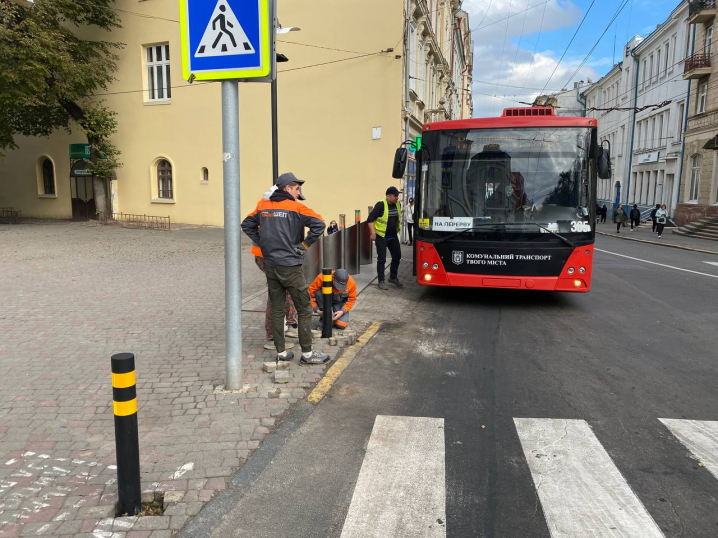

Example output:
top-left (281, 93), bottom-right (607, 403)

top-left (0, 0), bottom-right (472, 226)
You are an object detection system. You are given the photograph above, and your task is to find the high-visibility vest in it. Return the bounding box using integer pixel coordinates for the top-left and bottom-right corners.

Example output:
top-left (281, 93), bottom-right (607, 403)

top-left (374, 199), bottom-right (401, 237)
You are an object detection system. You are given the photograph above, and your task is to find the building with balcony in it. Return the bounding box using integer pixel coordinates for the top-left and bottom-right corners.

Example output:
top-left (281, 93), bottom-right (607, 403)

top-left (0, 0), bottom-right (471, 227)
top-left (581, 35), bottom-right (645, 210)
top-left (677, 0), bottom-right (718, 225)
top-left (630, 1), bottom-right (690, 218)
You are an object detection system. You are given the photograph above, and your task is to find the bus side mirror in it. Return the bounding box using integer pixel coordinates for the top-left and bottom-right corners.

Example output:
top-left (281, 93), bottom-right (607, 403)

top-left (597, 146), bottom-right (612, 179)
top-left (392, 147), bottom-right (408, 179)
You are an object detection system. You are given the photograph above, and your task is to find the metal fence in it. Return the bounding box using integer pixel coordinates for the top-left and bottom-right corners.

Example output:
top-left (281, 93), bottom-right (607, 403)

top-left (99, 212), bottom-right (171, 231)
top-left (0, 208), bottom-right (21, 224)
top-left (302, 218), bottom-right (373, 281)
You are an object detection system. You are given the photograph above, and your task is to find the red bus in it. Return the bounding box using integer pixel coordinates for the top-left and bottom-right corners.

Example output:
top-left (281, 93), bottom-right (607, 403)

top-left (394, 107), bottom-right (611, 292)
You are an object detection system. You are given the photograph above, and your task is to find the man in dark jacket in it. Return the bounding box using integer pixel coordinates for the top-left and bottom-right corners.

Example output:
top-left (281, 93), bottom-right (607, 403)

top-left (629, 204), bottom-right (641, 230)
top-left (241, 173), bottom-right (329, 365)
top-left (650, 203), bottom-right (660, 232)
top-left (600, 205), bottom-right (607, 223)
top-left (367, 186), bottom-right (403, 290)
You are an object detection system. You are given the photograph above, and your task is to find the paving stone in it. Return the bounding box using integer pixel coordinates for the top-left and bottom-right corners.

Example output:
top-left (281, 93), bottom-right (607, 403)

top-left (131, 516), bottom-right (170, 531)
top-left (273, 371), bottom-right (290, 384)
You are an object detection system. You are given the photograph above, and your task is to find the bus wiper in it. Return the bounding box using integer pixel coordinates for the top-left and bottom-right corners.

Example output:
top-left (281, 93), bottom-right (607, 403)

top-left (429, 221), bottom-right (576, 248)
top-left (493, 222), bottom-right (576, 248)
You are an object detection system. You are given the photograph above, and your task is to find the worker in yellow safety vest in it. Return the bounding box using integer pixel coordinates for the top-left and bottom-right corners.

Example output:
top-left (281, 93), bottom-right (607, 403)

top-left (367, 186), bottom-right (403, 290)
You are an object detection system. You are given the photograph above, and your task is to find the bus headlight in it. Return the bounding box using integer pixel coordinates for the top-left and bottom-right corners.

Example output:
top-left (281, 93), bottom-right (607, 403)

top-left (432, 263), bottom-right (439, 270)
top-left (579, 267), bottom-right (586, 274)
top-left (424, 274), bottom-right (432, 282)
top-left (567, 267), bottom-right (575, 274)
top-left (422, 262), bottom-right (429, 269)
top-left (574, 279), bottom-right (583, 288)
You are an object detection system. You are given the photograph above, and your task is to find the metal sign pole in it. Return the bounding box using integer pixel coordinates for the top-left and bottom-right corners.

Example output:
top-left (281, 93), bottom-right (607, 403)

top-left (222, 80), bottom-right (242, 390)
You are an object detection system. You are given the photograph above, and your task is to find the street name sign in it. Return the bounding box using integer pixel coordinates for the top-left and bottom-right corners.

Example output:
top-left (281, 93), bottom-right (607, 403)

top-left (179, 0), bottom-right (274, 82)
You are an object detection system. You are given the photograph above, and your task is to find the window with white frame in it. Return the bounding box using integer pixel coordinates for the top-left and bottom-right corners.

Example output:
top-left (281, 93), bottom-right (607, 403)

top-left (671, 35), bottom-right (677, 67)
top-left (706, 26), bottom-right (713, 56)
top-left (38, 157), bottom-right (55, 195)
top-left (650, 116), bottom-right (656, 149)
top-left (658, 114), bottom-right (664, 147)
top-left (620, 125), bottom-right (625, 154)
top-left (697, 80), bottom-right (708, 113)
top-left (649, 55), bottom-right (654, 83)
top-left (689, 153), bottom-right (702, 201)
top-left (664, 42), bottom-right (670, 73)
top-left (656, 49), bottom-right (661, 80)
top-left (677, 102), bottom-right (685, 140)
top-left (664, 110), bottom-right (670, 144)
top-left (409, 23), bottom-right (417, 92)
top-left (145, 44), bottom-right (171, 101)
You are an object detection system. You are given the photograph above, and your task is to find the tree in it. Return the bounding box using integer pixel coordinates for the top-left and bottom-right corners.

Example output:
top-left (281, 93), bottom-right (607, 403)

top-left (0, 0), bottom-right (123, 216)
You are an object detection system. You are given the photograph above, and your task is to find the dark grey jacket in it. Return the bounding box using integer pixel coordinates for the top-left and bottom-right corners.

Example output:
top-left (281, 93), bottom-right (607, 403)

top-left (241, 190), bottom-right (325, 267)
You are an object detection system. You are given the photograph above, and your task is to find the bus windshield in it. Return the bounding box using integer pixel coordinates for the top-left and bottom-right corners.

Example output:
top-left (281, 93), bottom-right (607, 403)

top-left (419, 127), bottom-right (593, 235)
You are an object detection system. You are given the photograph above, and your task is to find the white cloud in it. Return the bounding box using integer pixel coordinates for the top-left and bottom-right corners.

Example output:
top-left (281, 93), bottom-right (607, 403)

top-left (462, 0), bottom-right (600, 118)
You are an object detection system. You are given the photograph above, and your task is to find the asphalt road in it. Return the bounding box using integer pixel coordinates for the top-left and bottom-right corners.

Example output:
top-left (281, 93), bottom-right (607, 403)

top-left (184, 235), bottom-right (718, 538)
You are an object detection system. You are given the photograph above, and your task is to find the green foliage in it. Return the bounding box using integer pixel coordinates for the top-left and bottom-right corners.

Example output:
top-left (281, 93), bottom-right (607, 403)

top-left (0, 0), bottom-right (123, 176)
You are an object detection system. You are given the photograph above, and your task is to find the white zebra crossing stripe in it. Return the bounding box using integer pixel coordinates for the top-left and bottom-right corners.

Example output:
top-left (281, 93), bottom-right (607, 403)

top-left (660, 419), bottom-right (718, 481)
top-left (514, 418), bottom-right (665, 538)
top-left (340, 416), bottom-right (446, 538)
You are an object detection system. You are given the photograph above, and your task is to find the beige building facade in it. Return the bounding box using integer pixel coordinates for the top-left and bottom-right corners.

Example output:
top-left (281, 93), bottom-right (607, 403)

top-left (0, 0), bottom-right (472, 227)
top-left (678, 0), bottom-right (718, 225)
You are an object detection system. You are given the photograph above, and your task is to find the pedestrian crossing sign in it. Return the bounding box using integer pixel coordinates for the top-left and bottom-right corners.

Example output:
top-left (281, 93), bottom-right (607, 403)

top-left (180, 0), bottom-right (274, 82)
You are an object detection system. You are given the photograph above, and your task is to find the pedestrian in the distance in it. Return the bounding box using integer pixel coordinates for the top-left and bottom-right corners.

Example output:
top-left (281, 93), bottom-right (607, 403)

top-left (655, 204), bottom-right (668, 238)
top-left (367, 186), bottom-right (403, 290)
top-left (241, 172), bottom-right (330, 365)
top-left (614, 203), bottom-right (628, 233)
top-left (600, 204), bottom-right (607, 223)
top-left (308, 268), bottom-right (357, 330)
top-left (327, 220), bottom-right (339, 235)
top-left (650, 203), bottom-right (660, 232)
top-left (630, 204), bottom-right (641, 230)
top-left (405, 198), bottom-right (415, 245)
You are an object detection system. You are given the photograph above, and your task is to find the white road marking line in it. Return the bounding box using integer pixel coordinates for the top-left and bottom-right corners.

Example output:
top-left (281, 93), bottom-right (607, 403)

top-left (660, 419), bottom-right (718, 481)
top-left (340, 415), bottom-right (446, 538)
top-left (596, 248), bottom-right (718, 279)
top-left (514, 418), bottom-right (665, 538)
top-left (704, 261), bottom-right (718, 267)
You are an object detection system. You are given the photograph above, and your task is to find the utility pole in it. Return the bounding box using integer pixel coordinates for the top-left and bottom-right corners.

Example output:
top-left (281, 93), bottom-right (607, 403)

top-left (402, 0), bottom-right (412, 244)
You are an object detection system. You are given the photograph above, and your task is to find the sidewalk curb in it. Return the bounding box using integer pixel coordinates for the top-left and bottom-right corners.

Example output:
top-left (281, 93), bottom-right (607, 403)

top-left (597, 231), bottom-right (718, 256)
top-left (177, 321), bottom-right (383, 538)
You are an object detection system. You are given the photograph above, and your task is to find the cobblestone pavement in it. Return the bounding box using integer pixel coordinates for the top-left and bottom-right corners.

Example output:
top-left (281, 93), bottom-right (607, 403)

top-left (595, 219), bottom-right (718, 253)
top-left (0, 222), bottom-right (367, 538)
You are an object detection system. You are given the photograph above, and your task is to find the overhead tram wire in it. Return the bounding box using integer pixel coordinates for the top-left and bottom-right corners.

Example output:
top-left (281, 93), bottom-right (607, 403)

top-left (493, 0), bottom-right (515, 115)
top-left (518, 0), bottom-right (549, 96)
top-left (538, 0), bottom-right (597, 96)
top-left (91, 50), bottom-right (392, 98)
top-left (561, 0), bottom-right (632, 90)
top-left (501, 0), bottom-right (533, 98)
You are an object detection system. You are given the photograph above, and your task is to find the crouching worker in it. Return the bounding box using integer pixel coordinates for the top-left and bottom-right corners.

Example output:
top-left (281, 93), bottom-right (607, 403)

top-left (308, 269), bottom-right (356, 329)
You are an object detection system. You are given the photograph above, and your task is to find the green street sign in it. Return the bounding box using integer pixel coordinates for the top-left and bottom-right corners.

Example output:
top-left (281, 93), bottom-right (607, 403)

top-left (410, 135), bottom-right (422, 152)
top-left (69, 143), bottom-right (91, 159)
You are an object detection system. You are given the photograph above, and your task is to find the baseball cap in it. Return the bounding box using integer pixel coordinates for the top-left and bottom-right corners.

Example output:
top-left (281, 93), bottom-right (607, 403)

top-left (386, 186), bottom-right (401, 196)
top-left (276, 172), bottom-right (305, 187)
top-left (333, 269), bottom-right (349, 291)
top-left (276, 172), bottom-right (306, 200)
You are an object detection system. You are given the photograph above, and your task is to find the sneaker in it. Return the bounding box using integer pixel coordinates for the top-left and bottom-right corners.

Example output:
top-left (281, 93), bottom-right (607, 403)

top-left (388, 277), bottom-right (404, 288)
top-left (378, 281), bottom-right (389, 290)
top-left (657, 235), bottom-right (661, 238)
top-left (277, 350), bottom-right (294, 362)
top-left (299, 349), bottom-right (330, 365)
top-left (265, 342), bottom-right (294, 350)
top-left (285, 328), bottom-right (299, 339)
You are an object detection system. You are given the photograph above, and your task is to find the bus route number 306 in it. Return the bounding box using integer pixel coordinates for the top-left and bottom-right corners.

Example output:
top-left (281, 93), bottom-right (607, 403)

top-left (570, 221), bottom-right (592, 232)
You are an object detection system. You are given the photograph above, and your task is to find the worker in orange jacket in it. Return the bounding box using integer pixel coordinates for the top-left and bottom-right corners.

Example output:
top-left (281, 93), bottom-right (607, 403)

top-left (308, 269), bottom-right (356, 329)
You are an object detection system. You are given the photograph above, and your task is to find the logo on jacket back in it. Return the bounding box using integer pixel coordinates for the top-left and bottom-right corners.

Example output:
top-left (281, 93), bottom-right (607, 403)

top-left (452, 251), bottom-right (464, 265)
top-left (261, 211), bottom-right (288, 218)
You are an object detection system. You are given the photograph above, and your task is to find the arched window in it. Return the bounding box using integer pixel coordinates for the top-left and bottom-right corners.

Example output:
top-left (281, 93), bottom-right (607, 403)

top-left (42, 158), bottom-right (55, 195)
top-left (157, 159), bottom-right (173, 199)
top-left (201, 167), bottom-right (209, 183)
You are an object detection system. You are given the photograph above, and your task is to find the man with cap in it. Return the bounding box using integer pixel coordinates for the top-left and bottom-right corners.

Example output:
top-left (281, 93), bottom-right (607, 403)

top-left (308, 268), bottom-right (357, 329)
top-left (367, 186), bottom-right (403, 290)
top-left (241, 172), bottom-right (330, 365)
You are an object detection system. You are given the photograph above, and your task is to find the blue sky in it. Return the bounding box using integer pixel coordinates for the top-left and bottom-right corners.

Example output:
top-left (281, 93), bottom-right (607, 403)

top-left (464, 0), bottom-right (684, 116)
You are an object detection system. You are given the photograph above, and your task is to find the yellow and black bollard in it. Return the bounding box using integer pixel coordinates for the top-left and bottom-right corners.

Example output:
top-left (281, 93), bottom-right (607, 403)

top-left (321, 268), bottom-right (333, 338)
top-left (111, 352), bottom-right (142, 516)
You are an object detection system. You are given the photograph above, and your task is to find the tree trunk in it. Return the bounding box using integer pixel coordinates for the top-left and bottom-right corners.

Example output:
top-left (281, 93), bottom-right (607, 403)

top-left (93, 176), bottom-right (108, 220)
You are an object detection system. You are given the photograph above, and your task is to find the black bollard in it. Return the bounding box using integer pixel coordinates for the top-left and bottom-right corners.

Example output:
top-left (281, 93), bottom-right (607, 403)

top-left (111, 353), bottom-right (142, 516)
top-left (321, 268), bottom-right (333, 339)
